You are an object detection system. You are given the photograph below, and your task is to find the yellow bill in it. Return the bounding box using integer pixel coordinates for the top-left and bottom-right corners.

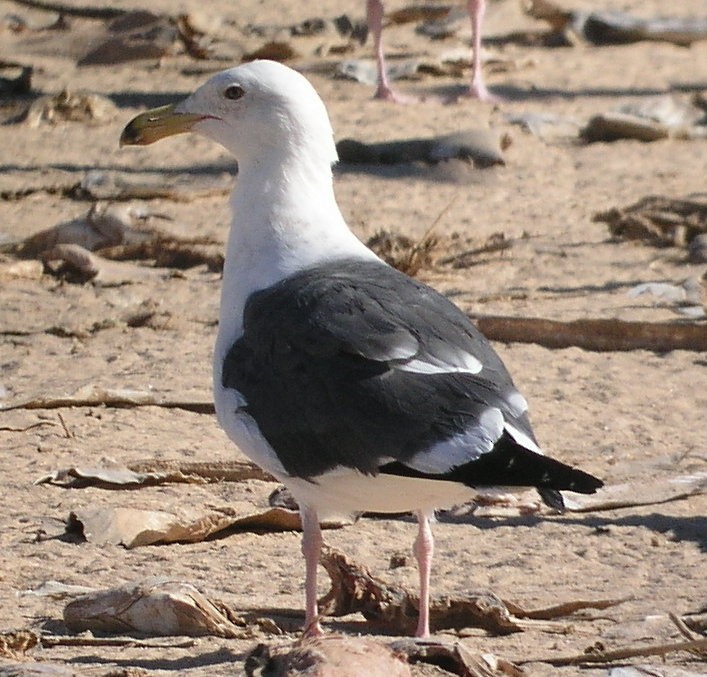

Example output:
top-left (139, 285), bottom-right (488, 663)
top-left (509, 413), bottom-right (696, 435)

top-left (120, 104), bottom-right (207, 146)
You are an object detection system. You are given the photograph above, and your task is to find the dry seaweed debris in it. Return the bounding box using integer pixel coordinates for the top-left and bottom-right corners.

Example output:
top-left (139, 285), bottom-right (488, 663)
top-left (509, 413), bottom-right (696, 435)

top-left (318, 547), bottom-right (624, 635)
top-left (594, 195), bottom-right (707, 248)
top-left (18, 89), bottom-right (117, 126)
top-left (246, 635), bottom-right (412, 677)
top-left (11, 201), bottom-right (224, 272)
top-left (390, 639), bottom-right (524, 677)
top-left (65, 504), bottom-right (349, 548)
top-left (366, 229), bottom-right (438, 276)
top-left (0, 629), bottom-right (39, 659)
top-left (62, 578), bottom-right (277, 638)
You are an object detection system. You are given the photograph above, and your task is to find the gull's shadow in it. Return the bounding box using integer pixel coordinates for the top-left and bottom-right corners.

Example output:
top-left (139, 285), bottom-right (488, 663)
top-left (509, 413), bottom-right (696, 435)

top-left (440, 510), bottom-right (707, 552)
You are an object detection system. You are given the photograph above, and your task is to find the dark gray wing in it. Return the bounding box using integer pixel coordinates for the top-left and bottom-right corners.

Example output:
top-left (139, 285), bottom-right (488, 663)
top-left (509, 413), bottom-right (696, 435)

top-left (222, 258), bottom-right (537, 480)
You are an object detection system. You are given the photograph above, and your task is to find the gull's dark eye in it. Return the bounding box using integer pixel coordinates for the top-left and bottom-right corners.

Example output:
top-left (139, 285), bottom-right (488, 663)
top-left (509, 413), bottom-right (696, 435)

top-left (224, 84), bottom-right (245, 100)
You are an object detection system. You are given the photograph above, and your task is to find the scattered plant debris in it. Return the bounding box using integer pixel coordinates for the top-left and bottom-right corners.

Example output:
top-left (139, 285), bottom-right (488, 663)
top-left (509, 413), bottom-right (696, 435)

top-left (318, 547), bottom-right (624, 635)
top-left (391, 638), bottom-right (524, 677)
top-left (366, 229), bottom-right (438, 276)
top-left (594, 195), bottom-right (707, 248)
top-left (9, 201), bottom-right (224, 275)
top-left (17, 89), bottom-right (117, 126)
top-left (0, 629), bottom-right (39, 659)
top-left (438, 232), bottom-right (513, 268)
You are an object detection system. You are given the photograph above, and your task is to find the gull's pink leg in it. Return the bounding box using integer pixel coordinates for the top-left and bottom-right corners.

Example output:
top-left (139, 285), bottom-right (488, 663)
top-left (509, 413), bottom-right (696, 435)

top-left (366, 0), bottom-right (416, 103)
top-left (300, 504), bottom-right (323, 636)
top-left (413, 510), bottom-right (434, 638)
top-left (466, 0), bottom-right (500, 102)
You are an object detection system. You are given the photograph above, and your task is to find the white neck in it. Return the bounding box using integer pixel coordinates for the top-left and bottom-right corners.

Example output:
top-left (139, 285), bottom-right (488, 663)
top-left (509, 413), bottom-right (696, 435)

top-left (214, 151), bottom-right (377, 367)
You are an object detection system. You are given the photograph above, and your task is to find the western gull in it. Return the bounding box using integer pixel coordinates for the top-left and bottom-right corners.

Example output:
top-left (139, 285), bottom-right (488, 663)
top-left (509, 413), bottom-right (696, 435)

top-left (120, 60), bottom-right (603, 638)
top-left (367, 0), bottom-right (497, 102)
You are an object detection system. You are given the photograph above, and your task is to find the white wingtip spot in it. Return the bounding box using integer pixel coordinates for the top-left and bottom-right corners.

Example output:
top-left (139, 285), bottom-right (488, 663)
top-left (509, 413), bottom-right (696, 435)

top-left (506, 391), bottom-right (529, 417)
top-left (397, 353), bottom-right (483, 375)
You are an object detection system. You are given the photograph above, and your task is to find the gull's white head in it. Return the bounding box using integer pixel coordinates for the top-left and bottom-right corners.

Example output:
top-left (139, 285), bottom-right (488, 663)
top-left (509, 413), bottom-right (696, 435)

top-left (121, 60), bottom-right (338, 169)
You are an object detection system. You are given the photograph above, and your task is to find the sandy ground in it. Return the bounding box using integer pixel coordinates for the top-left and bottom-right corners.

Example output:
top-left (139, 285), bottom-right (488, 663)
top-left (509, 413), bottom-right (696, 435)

top-left (1, 0), bottom-right (706, 675)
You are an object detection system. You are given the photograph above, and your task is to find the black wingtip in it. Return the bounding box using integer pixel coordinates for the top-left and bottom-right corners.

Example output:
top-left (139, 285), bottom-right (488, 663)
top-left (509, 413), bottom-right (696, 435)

top-left (380, 431), bottom-right (604, 504)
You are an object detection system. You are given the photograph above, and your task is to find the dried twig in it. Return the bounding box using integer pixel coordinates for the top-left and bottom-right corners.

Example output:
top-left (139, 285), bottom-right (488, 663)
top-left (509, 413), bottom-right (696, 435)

top-left (56, 412), bottom-right (73, 439)
top-left (438, 232), bottom-right (513, 267)
top-left (9, 0), bottom-right (125, 19)
top-left (40, 634), bottom-right (197, 648)
top-left (668, 611), bottom-right (701, 642)
top-left (523, 637), bottom-right (707, 666)
top-left (505, 597), bottom-right (629, 621)
top-left (0, 421), bottom-right (56, 432)
top-left (1, 386), bottom-right (214, 413)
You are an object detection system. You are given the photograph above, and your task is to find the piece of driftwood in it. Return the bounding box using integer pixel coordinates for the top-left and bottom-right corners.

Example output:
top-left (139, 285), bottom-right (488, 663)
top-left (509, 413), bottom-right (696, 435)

top-left (474, 316), bottom-right (707, 352)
